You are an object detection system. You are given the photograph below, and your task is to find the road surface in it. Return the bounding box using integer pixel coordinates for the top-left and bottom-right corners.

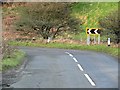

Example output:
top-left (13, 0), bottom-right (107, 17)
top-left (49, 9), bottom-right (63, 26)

top-left (9, 47), bottom-right (118, 88)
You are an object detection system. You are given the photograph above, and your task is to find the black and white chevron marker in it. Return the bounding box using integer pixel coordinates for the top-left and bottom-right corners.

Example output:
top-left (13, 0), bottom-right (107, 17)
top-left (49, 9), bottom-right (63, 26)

top-left (87, 29), bottom-right (101, 34)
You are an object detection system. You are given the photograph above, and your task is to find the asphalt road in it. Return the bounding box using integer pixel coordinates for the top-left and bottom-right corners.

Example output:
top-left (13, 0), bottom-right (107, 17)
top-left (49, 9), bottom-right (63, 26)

top-left (10, 47), bottom-right (118, 88)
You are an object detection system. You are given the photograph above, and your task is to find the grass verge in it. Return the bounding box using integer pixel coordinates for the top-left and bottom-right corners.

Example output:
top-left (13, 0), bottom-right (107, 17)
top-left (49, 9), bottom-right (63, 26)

top-left (1, 50), bottom-right (26, 71)
top-left (9, 41), bottom-right (119, 58)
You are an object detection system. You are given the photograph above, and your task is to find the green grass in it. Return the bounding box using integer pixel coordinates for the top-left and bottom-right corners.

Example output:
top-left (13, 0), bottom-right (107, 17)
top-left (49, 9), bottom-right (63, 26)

top-left (70, 2), bottom-right (118, 42)
top-left (71, 2), bottom-right (118, 29)
top-left (9, 41), bottom-right (118, 58)
top-left (2, 50), bottom-right (26, 71)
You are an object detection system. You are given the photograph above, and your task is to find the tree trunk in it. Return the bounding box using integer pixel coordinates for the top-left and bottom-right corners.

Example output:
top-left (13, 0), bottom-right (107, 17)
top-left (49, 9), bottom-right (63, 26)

top-left (52, 26), bottom-right (63, 39)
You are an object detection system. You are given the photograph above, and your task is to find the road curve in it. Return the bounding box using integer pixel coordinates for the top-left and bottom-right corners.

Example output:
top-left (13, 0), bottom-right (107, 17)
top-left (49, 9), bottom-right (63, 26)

top-left (10, 47), bottom-right (118, 88)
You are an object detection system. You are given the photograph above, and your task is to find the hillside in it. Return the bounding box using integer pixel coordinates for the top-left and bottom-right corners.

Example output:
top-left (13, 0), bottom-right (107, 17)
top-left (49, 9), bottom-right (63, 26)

top-left (2, 2), bottom-right (118, 42)
top-left (70, 2), bottom-right (118, 41)
top-left (71, 2), bottom-right (118, 29)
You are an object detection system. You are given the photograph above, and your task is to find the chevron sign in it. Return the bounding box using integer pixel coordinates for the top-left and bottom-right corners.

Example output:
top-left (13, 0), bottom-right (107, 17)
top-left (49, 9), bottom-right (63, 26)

top-left (87, 28), bottom-right (101, 34)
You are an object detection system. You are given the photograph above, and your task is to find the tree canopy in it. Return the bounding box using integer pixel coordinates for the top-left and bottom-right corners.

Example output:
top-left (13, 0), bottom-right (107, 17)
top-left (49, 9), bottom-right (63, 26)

top-left (16, 3), bottom-right (82, 39)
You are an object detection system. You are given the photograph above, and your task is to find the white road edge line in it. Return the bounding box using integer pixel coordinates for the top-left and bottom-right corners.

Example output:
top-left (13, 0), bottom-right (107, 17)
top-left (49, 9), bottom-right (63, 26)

top-left (77, 64), bottom-right (84, 71)
top-left (84, 74), bottom-right (96, 86)
top-left (73, 57), bottom-right (78, 63)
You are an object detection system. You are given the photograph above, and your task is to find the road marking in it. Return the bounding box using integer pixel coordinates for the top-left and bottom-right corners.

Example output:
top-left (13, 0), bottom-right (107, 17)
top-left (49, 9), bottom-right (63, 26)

top-left (73, 57), bottom-right (78, 63)
top-left (65, 52), bottom-right (73, 57)
top-left (69, 54), bottom-right (73, 57)
top-left (65, 52), bottom-right (70, 54)
top-left (65, 52), bottom-right (96, 87)
top-left (84, 74), bottom-right (96, 86)
top-left (77, 64), bottom-right (84, 71)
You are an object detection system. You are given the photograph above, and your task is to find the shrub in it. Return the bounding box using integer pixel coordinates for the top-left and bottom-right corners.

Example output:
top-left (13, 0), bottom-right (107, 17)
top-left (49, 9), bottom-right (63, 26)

top-left (99, 10), bottom-right (119, 43)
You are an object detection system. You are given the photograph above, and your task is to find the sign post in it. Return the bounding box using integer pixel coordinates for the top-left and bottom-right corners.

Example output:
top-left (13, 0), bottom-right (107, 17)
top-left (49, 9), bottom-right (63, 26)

top-left (86, 28), bottom-right (101, 45)
top-left (98, 34), bottom-right (100, 44)
top-left (94, 35), bottom-right (96, 44)
top-left (87, 34), bottom-right (90, 45)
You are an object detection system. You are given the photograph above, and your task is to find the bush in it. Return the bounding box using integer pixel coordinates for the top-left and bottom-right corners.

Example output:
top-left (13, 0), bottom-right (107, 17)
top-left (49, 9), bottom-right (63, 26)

top-left (99, 10), bottom-right (119, 43)
top-left (15, 3), bottom-right (82, 40)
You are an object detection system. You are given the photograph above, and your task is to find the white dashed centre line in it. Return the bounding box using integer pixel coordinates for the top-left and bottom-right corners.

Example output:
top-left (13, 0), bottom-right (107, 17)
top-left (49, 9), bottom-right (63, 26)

top-left (84, 74), bottom-right (96, 86)
top-left (73, 57), bottom-right (78, 63)
top-left (69, 54), bottom-right (73, 57)
top-left (65, 51), bottom-right (96, 87)
top-left (65, 52), bottom-right (70, 54)
top-left (77, 64), bottom-right (84, 71)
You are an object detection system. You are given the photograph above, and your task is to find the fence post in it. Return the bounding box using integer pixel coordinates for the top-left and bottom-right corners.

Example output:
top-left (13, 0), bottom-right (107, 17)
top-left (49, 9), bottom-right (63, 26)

top-left (47, 37), bottom-right (51, 43)
top-left (108, 38), bottom-right (110, 46)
